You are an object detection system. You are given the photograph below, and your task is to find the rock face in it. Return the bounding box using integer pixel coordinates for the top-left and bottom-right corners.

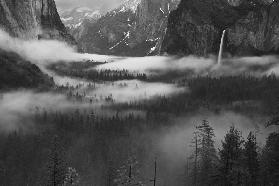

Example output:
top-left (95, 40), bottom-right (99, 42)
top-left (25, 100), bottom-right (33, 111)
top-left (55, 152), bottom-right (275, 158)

top-left (76, 0), bottom-right (180, 56)
top-left (133, 0), bottom-right (180, 55)
top-left (0, 0), bottom-right (75, 45)
top-left (161, 0), bottom-right (279, 56)
top-left (0, 49), bottom-right (54, 90)
top-left (0, 0), bottom-right (67, 90)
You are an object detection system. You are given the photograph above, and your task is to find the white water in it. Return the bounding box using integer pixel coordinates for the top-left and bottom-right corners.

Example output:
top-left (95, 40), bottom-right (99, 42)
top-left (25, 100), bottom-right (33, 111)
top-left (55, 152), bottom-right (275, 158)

top-left (217, 30), bottom-right (226, 65)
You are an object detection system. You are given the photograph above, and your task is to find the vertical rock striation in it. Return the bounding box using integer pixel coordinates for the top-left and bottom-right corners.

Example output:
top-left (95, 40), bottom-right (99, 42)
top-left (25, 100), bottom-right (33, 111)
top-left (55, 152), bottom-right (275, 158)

top-left (76, 0), bottom-right (180, 56)
top-left (161, 0), bottom-right (279, 56)
top-left (0, 0), bottom-right (75, 45)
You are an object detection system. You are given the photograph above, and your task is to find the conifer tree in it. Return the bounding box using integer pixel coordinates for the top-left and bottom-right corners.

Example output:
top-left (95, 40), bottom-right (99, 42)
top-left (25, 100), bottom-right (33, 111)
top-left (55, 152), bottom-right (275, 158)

top-left (219, 127), bottom-right (245, 186)
top-left (244, 132), bottom-right (259, 186)
top-left (114, 155), bottom-right (144, 186)
top-left (188, 120), bottom-right (217, 186)
top-left (196, 120), bottom-right (218, 186)
top-left (261, 132), bottom-right (279, 186)
top-left (46, 136), bottom-right (67, 186)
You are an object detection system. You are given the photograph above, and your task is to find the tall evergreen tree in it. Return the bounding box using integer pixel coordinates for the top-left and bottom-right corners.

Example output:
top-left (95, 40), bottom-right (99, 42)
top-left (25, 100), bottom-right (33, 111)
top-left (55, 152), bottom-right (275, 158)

top-left (244, 132), bottom-right (259, 186)
top-left (189, 130), bottom-right (200, 186)
top-left (261, 132), bottom-right (279, 186)
top-left (46, 136), bottom-right (67, 186)
top-left (114, 155), bottom-right (144, 186)
top-left (196, 120), bottom-right (218, 186)
top-left (219, 127), bottom-right (245, 186)
top-left (188, 120), bottom-right (217, 186)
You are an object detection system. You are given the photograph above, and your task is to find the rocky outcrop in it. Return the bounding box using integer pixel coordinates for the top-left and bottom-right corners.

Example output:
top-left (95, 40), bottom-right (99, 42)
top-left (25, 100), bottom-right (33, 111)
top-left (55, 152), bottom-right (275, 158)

top-left (161, 0), bottom-right (279, 56)
top-left (76, 0), bottom-right (180, 56)
top-left (132, 0), bottom-right (180, 54)
top-left (77, 9), bottom-right (136, 55)
top-left (0, 0), bottom-right (67, 90)
top-left (0, 0), bottom-right (75, 45)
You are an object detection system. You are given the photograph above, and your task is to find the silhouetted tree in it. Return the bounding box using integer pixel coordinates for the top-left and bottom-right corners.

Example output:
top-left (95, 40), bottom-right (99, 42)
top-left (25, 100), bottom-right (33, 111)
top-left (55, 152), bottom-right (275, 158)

top-left (196, 120), bottom-right (218, 186)
top-left (114, 155), bottom-right (144, 186)
top-left (46, 136), bottom-right (67, 186)
top-left (219, 127), bottom-right (245, 186)
top-left (261, 133), bottom-right (279, 186)
top-left (243, 132), bottom-right (259, 186)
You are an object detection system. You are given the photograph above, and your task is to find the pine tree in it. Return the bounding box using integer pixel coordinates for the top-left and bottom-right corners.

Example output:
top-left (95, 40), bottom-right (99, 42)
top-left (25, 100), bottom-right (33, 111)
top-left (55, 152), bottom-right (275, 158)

top-left (188, 120), bottom-right (217, 186)
top-left (244, 132), bottom-right (259, 186)
top-left (196, 120), bottom-right (217, 186)
top-left (219, 126), bottom-right (245, 186)
top-left (261, 132), bottom-right (279, 186)
top-left (114, 155), bottom-right (144, 186)
top-left (267, 96), bottom-right (279, 126)
top-left (46, 136), bottom-right (67, 186)
top-left (189, 130), bottom-right (200, 186)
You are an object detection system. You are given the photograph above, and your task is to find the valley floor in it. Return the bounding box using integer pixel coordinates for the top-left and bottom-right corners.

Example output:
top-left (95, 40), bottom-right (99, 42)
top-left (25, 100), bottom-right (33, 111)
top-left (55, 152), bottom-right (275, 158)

top-left (0, 54), bottom-right (279, 186)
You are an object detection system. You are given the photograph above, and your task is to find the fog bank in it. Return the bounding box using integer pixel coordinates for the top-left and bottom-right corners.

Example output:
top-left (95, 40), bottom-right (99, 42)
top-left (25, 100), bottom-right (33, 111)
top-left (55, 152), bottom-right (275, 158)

top-left (0, 29), bottom-right (119, 64)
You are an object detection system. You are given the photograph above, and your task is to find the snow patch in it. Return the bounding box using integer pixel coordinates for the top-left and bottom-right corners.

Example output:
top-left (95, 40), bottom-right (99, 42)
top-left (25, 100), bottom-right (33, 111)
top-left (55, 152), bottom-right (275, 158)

top-left (61, 17), bottom-right (73, 22)
top-left (76, 7), bottom-right (92, 13)
top-left (109, 31), bottom-right (131, 50)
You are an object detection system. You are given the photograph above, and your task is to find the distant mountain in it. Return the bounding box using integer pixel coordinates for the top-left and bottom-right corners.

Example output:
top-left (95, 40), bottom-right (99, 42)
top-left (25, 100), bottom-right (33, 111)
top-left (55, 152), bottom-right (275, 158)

top-left (161, 0), bottom-right (279, 56)
top-left (61, 7), bottom-right (102, 29)
top-left (60, 7), bottom-right (102, 42)
top-left (74, 0), bottom-right (180, 56)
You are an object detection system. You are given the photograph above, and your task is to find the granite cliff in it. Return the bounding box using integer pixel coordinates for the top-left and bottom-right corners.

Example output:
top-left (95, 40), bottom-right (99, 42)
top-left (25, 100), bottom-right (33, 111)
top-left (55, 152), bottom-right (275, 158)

top-left (161, 0), bottom-right (279, 56)
top-left (0, 0), bottom-right (72, 89)
top-left (76, 0), bottom-right (180, 56)
top-left (0, 0), bottom-right (75, 44)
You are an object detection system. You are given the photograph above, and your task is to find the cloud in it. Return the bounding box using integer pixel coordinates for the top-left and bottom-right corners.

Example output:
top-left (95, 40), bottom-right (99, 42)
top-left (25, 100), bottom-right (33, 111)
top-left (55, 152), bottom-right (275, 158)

top-left (0, 78), bottom-right (186, 132)
top-left (2, 28), bottom-right (279, 80)
top-left (0, 91), bottom-right (81, 132)
top-left (97, 56), bottom-right (215, 74)
top-left (87, 80), bottom-right (186, 103)
top-left (97, 55), bottom-right (279, 77)
top-left (55, 0), bottom-right (125, 13)
top-left (0, 29), bottom-right (119, 64)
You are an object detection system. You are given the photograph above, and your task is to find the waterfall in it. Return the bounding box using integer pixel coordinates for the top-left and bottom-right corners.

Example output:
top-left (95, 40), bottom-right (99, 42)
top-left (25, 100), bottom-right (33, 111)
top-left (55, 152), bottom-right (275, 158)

top-left (217, 30), bottom-right (226, 65)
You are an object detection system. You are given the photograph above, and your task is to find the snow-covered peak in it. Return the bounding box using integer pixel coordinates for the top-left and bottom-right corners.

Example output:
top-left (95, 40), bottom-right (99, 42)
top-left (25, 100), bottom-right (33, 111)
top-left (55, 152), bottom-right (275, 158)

top-left (119, 0), bottom-right (141, 13)
top-left (60, 7), bottom-right (102, 29)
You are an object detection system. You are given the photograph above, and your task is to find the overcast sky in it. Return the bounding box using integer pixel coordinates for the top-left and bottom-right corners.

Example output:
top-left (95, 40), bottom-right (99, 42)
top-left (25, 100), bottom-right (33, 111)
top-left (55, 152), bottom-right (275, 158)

top-left (55, 0), bottom-right (124, 13)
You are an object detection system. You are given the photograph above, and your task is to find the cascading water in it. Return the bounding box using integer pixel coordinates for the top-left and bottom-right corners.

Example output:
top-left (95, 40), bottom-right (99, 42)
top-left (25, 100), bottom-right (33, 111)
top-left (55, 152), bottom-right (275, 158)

top-left (217, 30), bottom-right (226, 65)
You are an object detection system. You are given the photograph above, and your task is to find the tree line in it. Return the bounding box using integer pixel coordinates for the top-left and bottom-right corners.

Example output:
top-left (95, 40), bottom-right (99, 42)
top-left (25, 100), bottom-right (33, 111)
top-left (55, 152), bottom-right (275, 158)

top-left (185, 120), bottom-right (279, 186)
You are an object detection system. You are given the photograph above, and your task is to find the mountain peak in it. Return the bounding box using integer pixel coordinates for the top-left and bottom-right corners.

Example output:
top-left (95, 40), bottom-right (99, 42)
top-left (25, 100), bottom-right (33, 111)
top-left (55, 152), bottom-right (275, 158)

top-left (60, 6), bottom-right (102, 29)
top-left (120, 0), bottom-right (142, 12)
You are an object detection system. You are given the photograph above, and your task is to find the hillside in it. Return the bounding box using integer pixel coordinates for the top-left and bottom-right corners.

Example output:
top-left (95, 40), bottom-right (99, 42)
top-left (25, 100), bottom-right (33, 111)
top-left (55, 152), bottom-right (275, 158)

top-left (0, 0), bottom-right (76, 45)
top-left (0, 49), bottom-right (54, 90)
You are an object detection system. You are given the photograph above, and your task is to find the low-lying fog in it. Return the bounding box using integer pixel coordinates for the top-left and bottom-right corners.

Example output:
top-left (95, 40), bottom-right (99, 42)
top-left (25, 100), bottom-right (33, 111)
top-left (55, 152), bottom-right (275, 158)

top-left (97, 55), bottom-right (279, 76)
top-left (0, 28), bottom-right (278, 130)
top-left (1, 29), bottom-right (279, 185)
top-left (0, 28), bottom-right (278, 129)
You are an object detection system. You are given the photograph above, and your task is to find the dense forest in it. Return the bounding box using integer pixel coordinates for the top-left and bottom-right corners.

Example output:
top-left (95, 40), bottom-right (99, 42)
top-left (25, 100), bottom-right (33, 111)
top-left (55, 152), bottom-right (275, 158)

top-left (0, 108), bottom-right (278, 186)
top-left (48, 62), bottom-right (147, 82)
top-left (1, 60), bottom-right (279, 186)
